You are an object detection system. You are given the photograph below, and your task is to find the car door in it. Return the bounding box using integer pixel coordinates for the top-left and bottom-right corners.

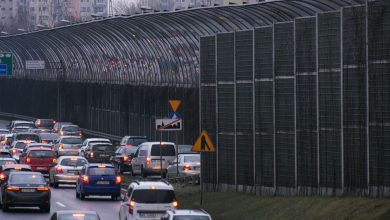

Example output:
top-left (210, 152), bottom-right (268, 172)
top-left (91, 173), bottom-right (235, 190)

top-left (120, 187), bottom-right (133, 220)
top-left (132, 148), bottom-right (142, 173)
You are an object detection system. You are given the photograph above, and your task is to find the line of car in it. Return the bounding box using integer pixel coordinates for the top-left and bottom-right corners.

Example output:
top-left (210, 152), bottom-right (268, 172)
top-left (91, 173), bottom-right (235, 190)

top-left (0, 119), bottom-right (209, 220)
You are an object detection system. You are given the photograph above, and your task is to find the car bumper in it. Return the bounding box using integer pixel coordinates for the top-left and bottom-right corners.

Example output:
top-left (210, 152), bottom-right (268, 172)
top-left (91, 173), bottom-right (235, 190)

top-left (81, 185), bottom-right (121, 195)
top-left (54, 174), bottom-right (79, 183)
top-left (4, 191), bottom-right (50, 207)
top-left (144, 167), bottom-right (167, 174)
top-left (87, 158), bottom-right (111, 163)
top-left (31, 166), bottom-right (52, 173)
top-left (58, 151), bottom-right (79, 156)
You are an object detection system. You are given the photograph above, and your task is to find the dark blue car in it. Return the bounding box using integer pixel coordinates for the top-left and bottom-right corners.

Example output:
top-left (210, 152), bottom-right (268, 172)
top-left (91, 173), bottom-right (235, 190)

top-left (75, 163), bottom-right (121, 200)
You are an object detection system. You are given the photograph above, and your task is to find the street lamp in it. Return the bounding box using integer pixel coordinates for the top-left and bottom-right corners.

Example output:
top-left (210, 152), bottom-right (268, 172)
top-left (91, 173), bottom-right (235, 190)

top-left (17, 28), bottom-right (26, 32)
top-left (0, 31), bottom-right (8, 35)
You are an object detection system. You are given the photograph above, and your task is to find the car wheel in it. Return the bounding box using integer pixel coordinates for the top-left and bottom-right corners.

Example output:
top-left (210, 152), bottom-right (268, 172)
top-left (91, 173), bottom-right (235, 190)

top-left (111, 194), bottom-right (118, 201)
top-left (80, 191), bottom-right (85, 200)
top-left (2, 202), bottom-right (9, 212)
top-left (41, 205), bottom-right (50, 213)
top-left (76, 188), bottom-right (80, 198)
top-left (53, 181), bottom-right (59, 188)
top-left (131, 167), bottom-right (136, 176)
top-left (141, 166), bottom-right (147, 178)
top-left (162, 172), bottom-right (167, 179)
top-left (118, 165), bottom-right (123, 174)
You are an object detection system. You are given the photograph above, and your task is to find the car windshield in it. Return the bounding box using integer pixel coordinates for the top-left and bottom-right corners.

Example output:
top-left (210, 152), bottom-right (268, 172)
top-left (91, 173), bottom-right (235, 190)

top-left (10, 173), bottom-right (45, 184)
top-left (58, 213), bottom-right (100, 220)
top-left (184, 155), bottom-right (200, 163)
top-left (61, 158), bottom-right (87, 167)
top-left (0, 160), bottom-right (16, 166)
top-left (126, 138), bottom-right (148, 146)
top-left (15, 134), bottom-right (40, 142)
top-left (63, 126), bottom-right (79, 132)
top-left (124, 147), bottom-right (138, 155)
top-left (173, 217), bottom-right (211, 220)
top-left (0, 152), bottom-right (11, 158)
top-left (13, 128), bottom-right (29, 133)
top-left (88, 167), bottom-right (115, 176)
top-left (15, 123), bottom-right (35, 128)
top-left (62, 138), bottom-right (82, 144)
top-left (151, 144), bottom-right (176, 156)
top-left (132, 189), bottom-right (176, 203)
top-left (14, 142), bottom-right (28, 149)
top-left (28, 150), bottom-right (55, 158)
top-left (92, 145), bottom-right (114, 152)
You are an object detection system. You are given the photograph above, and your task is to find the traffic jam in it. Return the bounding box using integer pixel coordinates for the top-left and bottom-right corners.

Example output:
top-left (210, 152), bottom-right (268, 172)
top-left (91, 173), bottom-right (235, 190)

top-left (0, 119), bottom-right (209, 220)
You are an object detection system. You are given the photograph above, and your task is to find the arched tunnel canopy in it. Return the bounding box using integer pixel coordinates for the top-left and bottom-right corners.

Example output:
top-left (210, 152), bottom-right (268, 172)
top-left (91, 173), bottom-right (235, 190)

top-left (0, 0), bottom-right (363, 87)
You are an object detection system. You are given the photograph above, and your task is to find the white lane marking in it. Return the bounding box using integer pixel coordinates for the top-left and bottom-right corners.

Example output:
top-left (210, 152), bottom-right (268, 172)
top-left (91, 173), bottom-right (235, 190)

top-left (56, 202), bottom-right (66, 207)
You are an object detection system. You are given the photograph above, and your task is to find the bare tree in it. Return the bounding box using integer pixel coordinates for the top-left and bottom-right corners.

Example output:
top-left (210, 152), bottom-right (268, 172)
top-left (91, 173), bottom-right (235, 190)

top-left (113, 0), bottom-right (138, 15)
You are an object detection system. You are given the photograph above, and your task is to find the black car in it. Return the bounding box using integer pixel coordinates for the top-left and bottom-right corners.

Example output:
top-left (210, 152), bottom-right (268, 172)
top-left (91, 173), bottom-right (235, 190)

top-left (111, 146), bottom-right (139, 174)
top-left (0, 171), bottom-right (51, 212)
top-left (35, 119), bottom-right (55, 129)
top-left (50, 210), bottom-right (101, 220)
top-left (85, 143), bottom-right (115, 163)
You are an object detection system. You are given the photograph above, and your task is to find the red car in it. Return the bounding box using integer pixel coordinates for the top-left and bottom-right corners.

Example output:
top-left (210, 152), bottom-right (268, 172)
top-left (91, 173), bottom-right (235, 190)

top-left (20, 147), bottom-right (56, 174)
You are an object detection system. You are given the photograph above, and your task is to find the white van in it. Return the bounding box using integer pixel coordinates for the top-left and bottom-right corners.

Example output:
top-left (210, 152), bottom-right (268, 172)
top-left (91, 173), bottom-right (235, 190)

top-left (119, 181), bottom-right (178, 220)
top-left (131, 142), bottom-right (176, 178)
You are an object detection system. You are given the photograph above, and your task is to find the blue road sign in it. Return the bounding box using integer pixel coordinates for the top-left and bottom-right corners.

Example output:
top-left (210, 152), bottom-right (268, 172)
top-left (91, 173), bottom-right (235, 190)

top-left (0, 64), bottom-right (7, 75)
top-left (169, 113), bottom-right (181, 119)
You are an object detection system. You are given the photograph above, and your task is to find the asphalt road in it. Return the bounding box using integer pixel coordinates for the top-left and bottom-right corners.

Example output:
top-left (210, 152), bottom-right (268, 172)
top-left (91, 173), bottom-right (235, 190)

top-left (0, 120), bottom-right (121, 220)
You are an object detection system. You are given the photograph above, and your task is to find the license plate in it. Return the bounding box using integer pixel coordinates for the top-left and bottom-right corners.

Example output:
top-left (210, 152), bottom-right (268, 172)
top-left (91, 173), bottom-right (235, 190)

top-left (100, 154), bottom-right (108, 157)
top-left (97, 181), bottom-right (109, 185)
top-left (21, 188), bottom-right (36, 193)
top-left (68, 170), bottom-right (79, 174)
top-left (37, 167), bottom-right (46, 170)
top-left (140, 213), bottom-right (161, 218)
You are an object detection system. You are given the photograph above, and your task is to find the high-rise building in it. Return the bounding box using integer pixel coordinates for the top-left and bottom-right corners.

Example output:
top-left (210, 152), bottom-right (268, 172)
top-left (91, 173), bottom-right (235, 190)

top-left (0, 0), bottom-right (19, 33)
top-left (29, 0), bottom-right (54, 28)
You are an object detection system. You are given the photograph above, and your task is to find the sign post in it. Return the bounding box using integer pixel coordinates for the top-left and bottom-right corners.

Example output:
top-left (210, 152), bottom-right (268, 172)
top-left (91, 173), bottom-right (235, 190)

top-left (192, 130), bottom-right (216, 205)
top-left (0, 53), bottom-right (13, 76)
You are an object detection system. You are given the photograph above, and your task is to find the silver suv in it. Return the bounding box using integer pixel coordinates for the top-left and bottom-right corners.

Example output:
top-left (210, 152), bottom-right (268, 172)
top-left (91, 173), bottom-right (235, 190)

top-left (131, 142), bottom-right (176, 178)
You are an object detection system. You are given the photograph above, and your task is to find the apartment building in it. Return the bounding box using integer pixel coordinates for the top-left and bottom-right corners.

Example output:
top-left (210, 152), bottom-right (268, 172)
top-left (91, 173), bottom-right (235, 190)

top-left (0, 0), bottom-right (19, 32)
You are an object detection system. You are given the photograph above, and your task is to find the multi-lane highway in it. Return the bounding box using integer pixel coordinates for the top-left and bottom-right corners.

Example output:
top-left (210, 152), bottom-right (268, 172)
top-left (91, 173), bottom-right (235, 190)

top-left (0, 120), bottom-right (121, 220)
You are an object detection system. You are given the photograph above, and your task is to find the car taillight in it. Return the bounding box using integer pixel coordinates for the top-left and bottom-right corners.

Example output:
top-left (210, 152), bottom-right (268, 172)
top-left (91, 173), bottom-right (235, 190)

top-left (82, 175), bottom-right (89, 184)
top-left (42, 140), bottom-right (48, 144)
top-left (12, 149), bottom-right (17, 154)
top-left (56, 166), bottom-right (63, 174)
top-left (53, 158), bottom-right (57, 163)
top-left (0, 173), bottom-right (6, 181)
top-left (7, 186), bottom-right (19, 191)
top-left (125, 144), bottom-right (132, 147)
top-left (172, 200), bottom-right (179, 208)
top-left (123, 156), bottom-right (129, 161)
top-left (26, 157), bottom-right (31, 163)
top-left (183, 165), bottom-right (192, 171)
top-left (59, 144), bottom-right (63, 149)
top-left (90, 152), bottom-right (94, 158)
top-left (79, 132), bottom-right (82, 136)
top-left (146, 157), bottom-right (151, 165)
top-left (60, 131), bottom-right (64, 136)
top-left (115, 176), bottom-right (122, 184)
top-left (128, 200), bottom-right (135, 214)
top-left (37, 187), bottom-right (49, 191)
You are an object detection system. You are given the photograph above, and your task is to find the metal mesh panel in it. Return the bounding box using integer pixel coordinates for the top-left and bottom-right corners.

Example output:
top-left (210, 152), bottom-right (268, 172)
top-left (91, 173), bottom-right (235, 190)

top-left (254, 27), bottom-right (274, 187)
top-left (318, 11), bottom-right (342, 190)
top-left (200, 36), bottom-right (217, 185)
top-left (217, 33), bottom-right (235, 185)
top-left (368, 1), bottom-right (390, 189)
top-left (295, 17), bottom-right (318, 189)
top-left (235, 31), bottom-right (254, 186)
top-left (274, 22), bottom-right (295, 188)
top-left (342, 6), bottom-right (367, 191)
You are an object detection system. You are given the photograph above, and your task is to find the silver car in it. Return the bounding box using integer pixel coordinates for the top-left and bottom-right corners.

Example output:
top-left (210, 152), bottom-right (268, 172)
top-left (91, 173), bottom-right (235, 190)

top-left (166, 154), bottom-right (200, 178)
top-left (79, 138), bottom-right (112, 156)
top-left (55, 136), bottom-right (83, 157)
top-left (49, 156), bottom-right (88, 188)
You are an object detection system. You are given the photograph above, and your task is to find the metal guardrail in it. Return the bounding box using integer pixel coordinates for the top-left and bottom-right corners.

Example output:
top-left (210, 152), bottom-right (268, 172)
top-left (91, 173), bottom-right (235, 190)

top-left (0, 111), bottom-right (122, 142)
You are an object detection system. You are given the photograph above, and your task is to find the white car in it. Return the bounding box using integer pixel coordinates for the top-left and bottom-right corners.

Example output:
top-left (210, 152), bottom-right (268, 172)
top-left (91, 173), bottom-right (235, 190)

top-left (161, 210), bottom-right (212, 220)
top-left (166, 154), bottom-right (200, 178)
top-left (119, 181), bottom-right (178, 220)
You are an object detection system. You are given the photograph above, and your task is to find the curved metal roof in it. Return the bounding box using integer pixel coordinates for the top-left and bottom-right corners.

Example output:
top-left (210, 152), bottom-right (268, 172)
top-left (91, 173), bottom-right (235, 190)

top-left (0, 0), bottom-right (363, 87)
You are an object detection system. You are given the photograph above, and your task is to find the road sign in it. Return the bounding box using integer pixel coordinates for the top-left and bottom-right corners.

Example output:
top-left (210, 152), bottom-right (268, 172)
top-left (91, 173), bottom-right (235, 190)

top-left (156, 118), bottom-right (182, 131)
top-left (169, 100), bottom-right (181, 112)
top-left (0, 53), bottom-right (13, 76)
top-left (192, 130), bottom-right (216, 152)
top-left (26, 60), bottom-right (45, 70)
top-left (168, 113), bottom-right (181, 119)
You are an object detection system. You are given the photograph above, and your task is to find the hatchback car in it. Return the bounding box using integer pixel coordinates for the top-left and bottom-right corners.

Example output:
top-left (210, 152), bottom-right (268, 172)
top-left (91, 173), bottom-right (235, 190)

top-left (0, 171), bottom-right (51, 212)
top-left (39, 132), bottom-right (60, 144)
top-left (161, 210), bottom-right (212, 220)
top-left (80, 138), bottom-right (112, 156)
top-left (111, 146), bottom-right (139, 174)
top-left (11, 126), bottom-right (31, 134)
top-left (55, 136), bottom-right (83, 157)
top-left (75, 163), bottom-right (121, 200)
top-left (7, 120), bottom-right (36, 131)
top-left (50, 210), bottom-right (101, 220)
top-left (131, 142), bottom-right (177, 178)
top-left (20, 147), bottom-right (57, 174)
top-left (119, 181), bottom-right (178, 220)
top-left (53, 122), bottom-right (73, 133)
top-left (9, 140), bottom-right (36, 161)
top-left (59, 125), bottom-right (82, 137)
top-left (0, 158), bottom-right (16, 167)
top-left (19, 143), bottom-right (54, 162)
top-left (0, 164), bottom-right (32, 184)
top-left (35, 119), bottom-right (56, 129)
top-left (49, 156), bottom-right (88, 188)
top-left (166, 154), bottom-right (200, 178)
top-left (84, 143), bottom-right (115, 163)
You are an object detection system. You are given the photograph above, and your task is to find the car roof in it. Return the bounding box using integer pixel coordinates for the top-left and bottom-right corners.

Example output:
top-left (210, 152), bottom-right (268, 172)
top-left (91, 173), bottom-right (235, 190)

top-left (86, 163), bottom-right (114, 168)
top-left (0, 129), bottom-right (9, 131)
top-left (140, 142), bottom-right (175, 146)
top-left (129, 181), bottom-right (174, 190)
top-left (13, 120), bottom-right (33, 123)
top-left (13, 126), bottom-right (31, 129)
top-left (28, 143), bottom-right (52, 147)
top-left (55, 210), bottom-right (98, 215)
top-left (14, 132), bottom-right (39, 136)
top-left (0, 158), bottom-right (15, 161)
top-left (87, 138), bottom-right (110, 142)
top-left (167, 209), bottom-right (210, 216)
top-left (58, 156), bottom-right (86, 161)
top-left (0, 149), bottom-right (10, 153)
top-left (90, 142), bottom-right (113, 146)
top-left (27, 147), bottom-right (52, 151)
top-left (9, 171), bottom-right (42, 175)
top-left (61, 124), bottom-right (79, 128)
